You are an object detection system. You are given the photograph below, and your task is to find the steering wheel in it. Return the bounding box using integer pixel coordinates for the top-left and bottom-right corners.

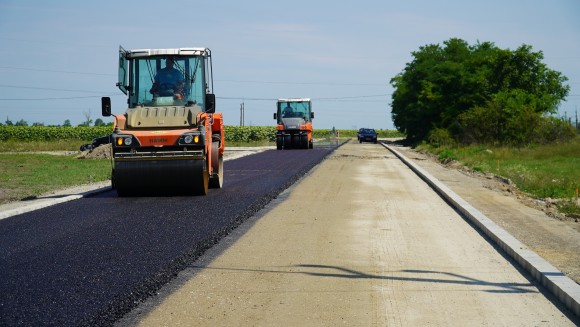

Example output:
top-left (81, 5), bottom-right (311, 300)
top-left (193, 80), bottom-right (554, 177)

top-left (159, 82), bottom-right (175, 91)
top-left (156, 82), bottom-right (175, 96)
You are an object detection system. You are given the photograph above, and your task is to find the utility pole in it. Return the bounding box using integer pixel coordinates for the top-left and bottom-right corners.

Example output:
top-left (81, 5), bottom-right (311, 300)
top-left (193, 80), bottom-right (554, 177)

top-left (239, 101), bottom-right (245, 126)
top-left (575, 106), bottom-right (580, 130)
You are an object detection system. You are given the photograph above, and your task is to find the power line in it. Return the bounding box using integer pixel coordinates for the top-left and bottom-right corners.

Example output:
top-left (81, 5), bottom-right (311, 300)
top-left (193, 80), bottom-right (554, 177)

top-left (218, 94), bottom-right (390, 102)
top-left (0, 95), bottom-right (118, 101)
top-left (1, 66), bottom-right (385, 86)
top-left (314, 94), bottom-right (390, 100)
top-left (0, 66), bottom-right (114, 76)
top-left (0, 93), bottom-right (388, 101)
top-left (0, 84), bottom-right (112, 94)
top-left (2, 80), bottom-right (573, 102)
top-left (0, 66), bottom-right (387, 86)
top-left (217, 79), bottom-right (385, 86)
top-left (218, 96), bottom-right (276, 101)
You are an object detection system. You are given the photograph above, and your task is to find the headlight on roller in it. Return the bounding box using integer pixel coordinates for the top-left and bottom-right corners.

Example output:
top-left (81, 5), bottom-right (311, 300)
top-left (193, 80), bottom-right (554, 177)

top-left (179, 133), bottom-right (202, 146)
top-left (115, 136), bottom-right (133, 146)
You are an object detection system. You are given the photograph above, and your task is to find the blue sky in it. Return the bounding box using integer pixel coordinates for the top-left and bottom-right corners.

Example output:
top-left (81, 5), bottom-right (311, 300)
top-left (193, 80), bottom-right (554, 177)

top-left (0, 0), bottom-right (579, 130)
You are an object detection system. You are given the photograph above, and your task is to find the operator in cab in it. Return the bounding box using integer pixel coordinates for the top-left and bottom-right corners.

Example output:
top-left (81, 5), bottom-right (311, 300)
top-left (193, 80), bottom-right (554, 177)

top-left (150, 57), bottom-right (185, 99)
top-left (282, 103), bottom-right (295, 118)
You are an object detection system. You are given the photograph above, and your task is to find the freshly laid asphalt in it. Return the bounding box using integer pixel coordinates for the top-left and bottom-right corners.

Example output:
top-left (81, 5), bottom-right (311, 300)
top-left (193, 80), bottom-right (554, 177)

top-left (0, 146), bottom-right (337, 326)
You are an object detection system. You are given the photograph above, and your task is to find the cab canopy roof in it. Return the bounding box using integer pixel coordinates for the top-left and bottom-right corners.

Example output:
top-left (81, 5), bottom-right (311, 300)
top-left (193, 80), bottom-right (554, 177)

top-left (277, 98), bottom-right (311, 103)
top-left (125, 47), bottom-right (210, 58)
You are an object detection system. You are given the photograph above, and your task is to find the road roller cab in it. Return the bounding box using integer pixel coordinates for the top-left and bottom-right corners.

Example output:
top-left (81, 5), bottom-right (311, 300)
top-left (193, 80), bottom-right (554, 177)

top-left (101, 47), bottom-right (224, 196)
top-left (273, 98), bottom-right (314, 150)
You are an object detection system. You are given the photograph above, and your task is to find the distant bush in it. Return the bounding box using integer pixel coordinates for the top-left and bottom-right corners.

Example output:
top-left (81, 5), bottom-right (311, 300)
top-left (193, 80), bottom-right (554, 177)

top-left (456, 101), bottom-right (576, 146)
top-left (0, 126), bottom-right (112, 142)
top-left (428, 128), bottom-right (455, 147)
top-left (224, 126), bottom-right (276, 142)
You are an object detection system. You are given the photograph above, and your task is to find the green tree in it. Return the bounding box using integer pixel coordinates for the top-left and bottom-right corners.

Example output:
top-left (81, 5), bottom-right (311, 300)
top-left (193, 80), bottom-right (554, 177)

top-left (15, 119), bottom-right (28, 126)
top-left (390, 38), bottom-right (570, 145)
top-left (63, 119), bottom-right (71, 127)
top-left (5, 117), bottom-right (13, 126)
top-left (94, 118), bottom-right (105, 126)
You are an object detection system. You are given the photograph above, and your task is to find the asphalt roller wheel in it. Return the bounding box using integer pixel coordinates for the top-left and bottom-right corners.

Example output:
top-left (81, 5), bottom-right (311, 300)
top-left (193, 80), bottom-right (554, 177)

top-left (283, 134), bottom-right (292, 149)
top-left (209, 141), bottom-right (223, 189)
top-left (114, 158), bottom-right (208, 196)
top-left (192, 160), bottom-right (209, 195)
top-left (300, 134), bottom-right (308, 149)
top-left (292, 134), bottom-right (300, 148)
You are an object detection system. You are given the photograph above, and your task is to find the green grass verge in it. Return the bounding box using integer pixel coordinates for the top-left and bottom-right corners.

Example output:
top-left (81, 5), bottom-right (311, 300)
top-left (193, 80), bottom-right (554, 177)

top-left (0, 139), bottom-right (89, 152)
top-left (417, 138), bottom-right (580, 216)
top-left (0, 153), bottom-right (111, 204)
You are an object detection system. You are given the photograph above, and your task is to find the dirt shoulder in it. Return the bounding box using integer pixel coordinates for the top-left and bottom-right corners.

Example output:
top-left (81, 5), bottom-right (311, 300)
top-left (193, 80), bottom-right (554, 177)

top-left (387, 140), bottom-right (580, 285)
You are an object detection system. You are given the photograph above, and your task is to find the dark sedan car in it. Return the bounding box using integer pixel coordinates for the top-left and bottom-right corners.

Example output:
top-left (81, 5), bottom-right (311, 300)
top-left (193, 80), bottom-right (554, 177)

top-left (358, 128), bottom-right (378, 143)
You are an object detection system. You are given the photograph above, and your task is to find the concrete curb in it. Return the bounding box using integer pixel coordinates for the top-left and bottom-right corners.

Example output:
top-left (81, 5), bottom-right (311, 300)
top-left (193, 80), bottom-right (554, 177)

top-left (383, 143), bottom-right (580, 317)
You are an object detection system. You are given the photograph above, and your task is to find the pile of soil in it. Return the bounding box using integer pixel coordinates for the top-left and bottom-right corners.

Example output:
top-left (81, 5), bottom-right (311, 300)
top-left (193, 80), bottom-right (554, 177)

top-left (77, 144), bottom-right (112, 160)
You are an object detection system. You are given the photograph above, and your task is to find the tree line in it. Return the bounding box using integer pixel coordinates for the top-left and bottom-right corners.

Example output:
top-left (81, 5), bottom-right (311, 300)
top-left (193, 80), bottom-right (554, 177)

top-left (390, 38), bottom-right (575, 146)
top-left (1, 117), bottom-right (111, 127)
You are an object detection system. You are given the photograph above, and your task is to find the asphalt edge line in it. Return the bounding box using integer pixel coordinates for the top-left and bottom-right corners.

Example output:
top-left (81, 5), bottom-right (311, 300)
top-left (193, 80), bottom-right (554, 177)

top-left (382, 143), bottom-right (580, 317)
top-left (0, 186), bottom-right (112, 220)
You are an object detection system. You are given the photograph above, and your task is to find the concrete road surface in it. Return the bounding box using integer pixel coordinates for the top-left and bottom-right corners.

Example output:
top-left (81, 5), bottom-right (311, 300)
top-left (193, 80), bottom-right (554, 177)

top-left (118, 141), bottom-right (575, 326)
